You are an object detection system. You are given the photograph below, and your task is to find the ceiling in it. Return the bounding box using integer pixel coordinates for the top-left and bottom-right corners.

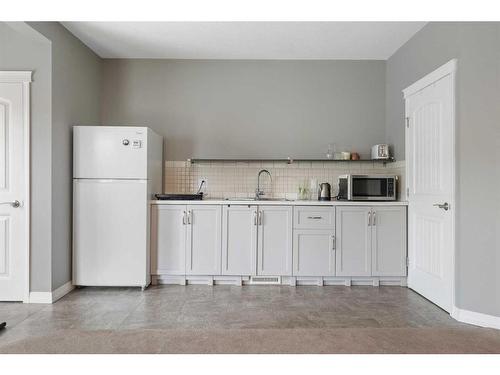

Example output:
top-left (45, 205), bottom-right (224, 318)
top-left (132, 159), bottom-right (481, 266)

top-left (62, 22), bottom-right (426, 60)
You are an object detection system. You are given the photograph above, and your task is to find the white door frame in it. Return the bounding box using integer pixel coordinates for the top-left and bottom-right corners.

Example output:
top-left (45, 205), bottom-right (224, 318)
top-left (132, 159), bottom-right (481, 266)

top-left (403, 59), bottom-right (457, 312)
top-left (0, 71), bottom-right (32, 302)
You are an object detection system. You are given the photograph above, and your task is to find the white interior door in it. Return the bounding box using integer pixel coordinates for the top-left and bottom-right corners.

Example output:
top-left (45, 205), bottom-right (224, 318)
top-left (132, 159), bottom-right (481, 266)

top-left (405, 61), bottom-right (455, 312)
top-left (0, 75), bottom-right (30, 301)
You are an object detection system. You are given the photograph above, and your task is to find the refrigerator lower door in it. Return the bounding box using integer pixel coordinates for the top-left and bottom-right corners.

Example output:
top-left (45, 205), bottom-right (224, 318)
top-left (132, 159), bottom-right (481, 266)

top-left (73, 179), bottom-right (150, 287)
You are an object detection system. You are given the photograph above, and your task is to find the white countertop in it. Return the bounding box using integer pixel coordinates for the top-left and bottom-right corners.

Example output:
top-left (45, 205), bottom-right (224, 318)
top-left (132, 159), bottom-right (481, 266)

top-left (151, 199), bottom-right (408, 206)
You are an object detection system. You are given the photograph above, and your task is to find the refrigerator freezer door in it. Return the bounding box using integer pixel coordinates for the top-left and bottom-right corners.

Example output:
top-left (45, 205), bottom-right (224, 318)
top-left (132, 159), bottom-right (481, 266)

top-left (74, 126), bottom-right (148, 179)
top-left (73, 179), bottom-right (150, 286)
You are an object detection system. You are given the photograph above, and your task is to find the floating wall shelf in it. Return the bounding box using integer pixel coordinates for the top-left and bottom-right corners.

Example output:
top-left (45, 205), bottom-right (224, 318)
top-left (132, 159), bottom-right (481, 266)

top-left (187, 157), bottom-right (395, 165)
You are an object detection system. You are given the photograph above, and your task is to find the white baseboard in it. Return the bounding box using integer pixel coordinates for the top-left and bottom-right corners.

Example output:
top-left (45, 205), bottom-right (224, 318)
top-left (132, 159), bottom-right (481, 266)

top-left (52, 281), bottom-right (75, 302)
top-left (28, 281), bottom-right (74, 304)
top-left (452, 306), bottom-right (500, 330)
top-left (28, 291), bottom-right (53, 304)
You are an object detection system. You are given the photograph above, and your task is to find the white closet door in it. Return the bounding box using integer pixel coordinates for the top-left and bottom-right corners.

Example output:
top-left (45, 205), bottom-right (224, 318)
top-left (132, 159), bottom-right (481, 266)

top-left (0, 79), bottom-right (28, 301)
top-left (405, 64), bottom-right (455, 312)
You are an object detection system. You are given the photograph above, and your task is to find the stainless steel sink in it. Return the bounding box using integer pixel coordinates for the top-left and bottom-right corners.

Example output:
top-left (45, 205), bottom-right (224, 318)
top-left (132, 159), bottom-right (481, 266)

top-left (257, 198), bottom-right (291, 201)
top-left (224, 197), bottom-right (291, 202)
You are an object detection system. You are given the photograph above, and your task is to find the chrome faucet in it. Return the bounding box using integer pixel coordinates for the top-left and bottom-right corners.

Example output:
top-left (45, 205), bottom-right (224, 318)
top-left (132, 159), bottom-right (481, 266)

top-left (255, 169), bottom-right (272, 200)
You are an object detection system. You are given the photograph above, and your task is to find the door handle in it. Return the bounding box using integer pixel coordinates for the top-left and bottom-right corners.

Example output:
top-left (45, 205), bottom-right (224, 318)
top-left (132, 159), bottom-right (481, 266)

top-left (433, 202), bottom-right (450, 211)
top-left (0, 200), bottom-right (20, 208)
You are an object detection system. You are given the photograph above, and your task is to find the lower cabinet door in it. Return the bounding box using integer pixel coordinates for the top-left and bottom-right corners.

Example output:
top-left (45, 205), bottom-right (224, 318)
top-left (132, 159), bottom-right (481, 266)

top-left (371, 206), bottom-right (407, 276)
top-left (151, 205), bottom-right (186, 276)
top-left (222, 205), bottom-right (257, 275)
top-left (186, 205), bottom-right (222, 275)
top-left (293, 230), bottom-right (336, 276)
top-left (257, 206), bottom-right (293, 276)
top-left (335, 206), bottom-right (372, 276)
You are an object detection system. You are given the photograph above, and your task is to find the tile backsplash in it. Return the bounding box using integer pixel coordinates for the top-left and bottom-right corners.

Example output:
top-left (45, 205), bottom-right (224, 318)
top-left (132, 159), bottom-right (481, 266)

top-left (164, 160), bottom-right (406, 201)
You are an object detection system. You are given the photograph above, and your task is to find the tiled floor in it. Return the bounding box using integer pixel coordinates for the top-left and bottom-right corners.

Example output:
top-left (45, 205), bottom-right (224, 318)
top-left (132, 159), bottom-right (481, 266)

top-left (1, 285), bottom-right (499, 353)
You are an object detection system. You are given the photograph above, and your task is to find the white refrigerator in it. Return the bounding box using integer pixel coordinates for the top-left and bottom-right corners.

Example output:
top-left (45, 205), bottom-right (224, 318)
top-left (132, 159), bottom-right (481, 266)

top-left (73, 126), bottom-right (163, 289)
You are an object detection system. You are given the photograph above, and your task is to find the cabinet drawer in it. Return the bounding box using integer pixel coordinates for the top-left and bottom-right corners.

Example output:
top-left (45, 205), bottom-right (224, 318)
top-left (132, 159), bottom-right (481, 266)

top-left (293, 206), bottom-right (335, 229)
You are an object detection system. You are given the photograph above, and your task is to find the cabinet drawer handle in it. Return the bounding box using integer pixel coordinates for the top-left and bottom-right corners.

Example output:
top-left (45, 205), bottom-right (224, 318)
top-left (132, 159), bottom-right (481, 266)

top-left (307, 216), bottom-right (323, 220)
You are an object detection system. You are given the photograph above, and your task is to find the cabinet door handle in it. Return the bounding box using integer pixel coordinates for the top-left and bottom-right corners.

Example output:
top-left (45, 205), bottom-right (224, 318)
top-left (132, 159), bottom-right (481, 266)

top-left (182, 211), bottom-right (186, 225)
top-left (253, 210), bottom-right (257, 226)
top-left (332, 235), bottom-right (336, 250)
top-left (372, 211), bottom-right (376, 226)
top-left (307, 216), bottom-right (323, 220)
top-left (258, 211), bottom-right (263, 226)
top-left (368, 212), bottom-right (371, 226)
top-left (187, 210), bottom-right (192, 225)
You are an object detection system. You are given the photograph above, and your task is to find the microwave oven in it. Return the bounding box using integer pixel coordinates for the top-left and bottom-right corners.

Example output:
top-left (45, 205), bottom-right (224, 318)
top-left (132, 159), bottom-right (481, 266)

top-left (338, 175), bottom-right (397, 201)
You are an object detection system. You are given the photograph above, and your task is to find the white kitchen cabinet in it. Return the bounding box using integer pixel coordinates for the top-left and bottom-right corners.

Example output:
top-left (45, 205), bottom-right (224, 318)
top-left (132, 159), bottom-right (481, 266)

top-left (222, 205), bottom-right (257, 275)
top-left (371, 206), bottom-right (407, 276)
top-left (151, 205), bottom-right (186, 275)
top-left (257, 206), bottom-right (293, 276)
top-left (293, 206), bottom-right (335, 229)
top-left (151, 202), bottom-right (406, 282)
top-left (293, 230), bottom-right (336, 276)
top-left (185, 205), bottom-right (222, 275)
top-left (335, 206), bottom-right (372, 276)
top-left (336, 206), bottom-right (407, 277)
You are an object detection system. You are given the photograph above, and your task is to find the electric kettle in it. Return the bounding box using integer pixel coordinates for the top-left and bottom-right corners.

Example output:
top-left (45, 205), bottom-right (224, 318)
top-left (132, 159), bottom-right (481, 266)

top-left (318, 183), bottom-right (331, 201)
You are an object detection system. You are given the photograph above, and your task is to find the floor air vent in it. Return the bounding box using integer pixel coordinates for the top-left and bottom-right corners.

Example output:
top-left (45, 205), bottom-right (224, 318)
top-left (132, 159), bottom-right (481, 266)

top-left (249, 276), bottom-right (281, 285)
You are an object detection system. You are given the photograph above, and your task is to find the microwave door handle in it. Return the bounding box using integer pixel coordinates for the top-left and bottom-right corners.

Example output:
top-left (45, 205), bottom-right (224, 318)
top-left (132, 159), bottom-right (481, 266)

top-left (348, 176), bottom-right (352, 200)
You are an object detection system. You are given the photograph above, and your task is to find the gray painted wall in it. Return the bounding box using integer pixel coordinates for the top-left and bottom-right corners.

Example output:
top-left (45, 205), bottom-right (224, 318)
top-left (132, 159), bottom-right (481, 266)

top-left (386, 22), bottom-right (500, 316)
top-left (0, 22), bottom-right (53, 292)
top-left (1, 22), bottom-right (101, 292)
top-left (101, 59), bottom-right (386, 160)
top-left (28, 22), bottom-right (102, 291)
